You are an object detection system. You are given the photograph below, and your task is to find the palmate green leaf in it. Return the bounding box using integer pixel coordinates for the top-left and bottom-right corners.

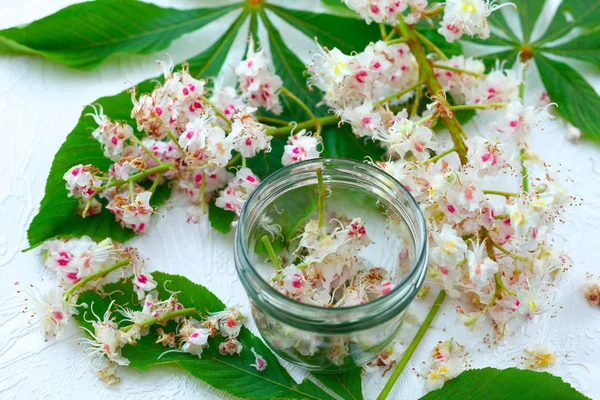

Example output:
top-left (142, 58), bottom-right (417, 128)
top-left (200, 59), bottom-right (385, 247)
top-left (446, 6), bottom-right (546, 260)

top-left (542, 30), bottom-right (600, 67)
top-left (535, 54), bottom-right (600, 140)
top-left (25, 11), bottom-right (248, 249)
top-left (267, 4), bottom-right (380, 54)
top-left (75, 272), bottom-right (339, 400)
top-left (461, 0), bottom-right (600, 140)
top-left (0, 0), bottom-right (242, 69)
top-left (420, 368), bottom-right (590, 399)
top-left (536, 0), bottom-right (600, 45)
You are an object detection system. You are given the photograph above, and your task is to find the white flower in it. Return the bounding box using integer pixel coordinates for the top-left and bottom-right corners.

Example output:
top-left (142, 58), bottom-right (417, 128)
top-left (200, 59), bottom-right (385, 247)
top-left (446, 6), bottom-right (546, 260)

top-left (517, 288), bottom-right (542, 321)
top-left (466, 242), bottom-right (498, 286)
top-left (87, 105), bottom-right (134, 161)
top-left (230, 107), bottom-right (272, 157)
top-left (466, 136), bottom-right (511, 177)
top-left (337, 101), bottom-right (383, 138)
top-left (209, 85), bottom-right (246, 120)
top-left (281, 129), bottom-right (321, 166)
top-left (250, 347), bottom-right (268, 371)
top-left (434, 56), bottom-right (485, 102)
top-left (236, 39), bottom-right (283, 114)
top-left (119, 191), bottom-right (154, 233)
top-left (522, 345), bottom-right (556, 369)
top-left (374, 117), bottom-right (437, 160)
top-left (215, 168), bottom-right (261, 216)
top-left (64, 164), bottom-right (101, 200)
top-left (179, 318), bottom-right (211, 358)
top-left (219, 337), bottom-right (243, 355)
top-left (343, 0), bottom-right (408, 24)
top-left (28, 287), bottom-right (77, 338)
top-left (209, 305), bottom-right (244, 337)
top-left (438, 0), bottom-right (505, 42)
top-left (179, 116), bottom-right (233, 168)
top-left (133, 271), bottom-right (157, 301)
top-left (178, 167), bottom-right (233, 203)
top-left (81, 302), bottom-right (130, 366)
top-left (493, 101), bottom-right (553, 143)
top-left (465, 64), bottom-right (522, 105)
top-left (430, 225), bottom-right (468, 267)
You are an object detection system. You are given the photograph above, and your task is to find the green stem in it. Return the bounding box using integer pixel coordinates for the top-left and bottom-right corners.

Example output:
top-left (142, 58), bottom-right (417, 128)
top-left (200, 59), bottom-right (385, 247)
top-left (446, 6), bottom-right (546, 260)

top-left (94, 163), bottom-right (172, 192)
top-left (410, 83), bottom-right (422, 117)
top-left (258, 116), bottom-right (290, 125)
top-left (131, 135), bottom-right (161, 164)
top-left (200, 170), bottom-right (206, 215)
top-left (520, 148), bottom-right (529, 192)
top-left (432, 63), bottom-right (485, 78)
top-left (494, 213), bottom-right (509, 219)
top-left (202, 96), bottom-right (232, 126)
top-left (64, 260), bottom-right (129, 299)
top-left (316, 168), bottom-right (326, 228)
top-left (261, 235), bottom-right (281, 271)
top-left (379, 22), bottom-right (387, 40)
top-left (128, 181), bottom-right (134, 202)
top-left (449, 103), bottom-right (507, 111)
top-left (483, 189), bottom-right (518, 197)
top-left (377, 290), bottom-right (447, 400)
top-left (415, 111), bottom-right (438, 126)
top-left (167, 131), bottom-right (185, 154)
top-left (396, 18), bottom-right (468, 164)
top-left (121, 307), bottom-right (197, 332)
top-left (270, 115), bottom-right (339, 136)
top-left (414, 30), bottom-right (448, 60)
top-left (242, 156), bottom-right (247, 168)
top-left (374, 81), bottom-right (423, 107)
top-left (423, 146), bottom-right (457, 165)
top-left (227, 153), bottom-right (242, 168)
top-left (149, 173), bottom-right (163, 194)
top-left (81, 197), bottom-right (94, 218)
top-left (385, 27), bottom-right (397, 41)
top-left (385, 37), bottom-right (407, 45)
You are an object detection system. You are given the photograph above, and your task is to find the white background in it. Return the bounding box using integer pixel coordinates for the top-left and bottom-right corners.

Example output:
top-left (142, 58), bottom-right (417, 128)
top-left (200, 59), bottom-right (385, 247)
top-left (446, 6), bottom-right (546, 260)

top-left (1, 0), bottom-right (599, 399)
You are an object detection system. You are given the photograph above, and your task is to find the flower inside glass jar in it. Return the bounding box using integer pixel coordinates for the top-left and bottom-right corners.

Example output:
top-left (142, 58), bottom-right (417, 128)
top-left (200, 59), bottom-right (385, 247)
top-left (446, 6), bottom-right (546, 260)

top-left (235, 158), bottom-right (428, 372)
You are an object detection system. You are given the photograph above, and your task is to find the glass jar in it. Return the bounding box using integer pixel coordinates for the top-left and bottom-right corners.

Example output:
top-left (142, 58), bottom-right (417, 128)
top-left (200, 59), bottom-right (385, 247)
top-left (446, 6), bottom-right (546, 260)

top-left (235, 158), bottom-right (428, 372)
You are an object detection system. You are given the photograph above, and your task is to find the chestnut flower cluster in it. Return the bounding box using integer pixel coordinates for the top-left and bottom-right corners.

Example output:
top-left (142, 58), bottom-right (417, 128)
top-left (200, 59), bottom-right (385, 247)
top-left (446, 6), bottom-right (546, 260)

top-left (23, 237), bottom-right (258, 385)
top-left (63, 41), bottom-right (323, 232)
top-left (308, 25), bottom-right (573, 341)
top-left (270, 217), bottom-right (394, 307)
top-left (342, 0), bottom-right (512, 42)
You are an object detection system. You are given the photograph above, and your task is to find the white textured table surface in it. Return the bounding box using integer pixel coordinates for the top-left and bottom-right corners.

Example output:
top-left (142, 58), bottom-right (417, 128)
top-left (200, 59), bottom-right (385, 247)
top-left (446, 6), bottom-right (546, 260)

top-left (1, 1), bottom-right (599, 399)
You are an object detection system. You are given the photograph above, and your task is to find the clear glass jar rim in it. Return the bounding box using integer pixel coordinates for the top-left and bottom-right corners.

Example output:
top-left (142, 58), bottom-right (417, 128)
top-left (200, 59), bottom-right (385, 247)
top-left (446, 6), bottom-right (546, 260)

top-left (235, 158), bottom-right (428, 330)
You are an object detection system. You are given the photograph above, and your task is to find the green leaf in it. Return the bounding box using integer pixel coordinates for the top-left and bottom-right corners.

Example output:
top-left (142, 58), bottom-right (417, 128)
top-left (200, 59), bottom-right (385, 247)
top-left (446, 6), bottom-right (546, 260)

top-left (208, 200), bottom-right (236, 235)
top-left (313, 368), bottom-right (364, 400)
top-left (0, 0), bottom-right (242, 69)
top-left (420, 368), bottom-right (590, 399)
top-left (26, 11), bottom-right (248, 249)
top-left (542, 30), bottom-right (600, 67)
top-left (534, 53), bottom-right (600, 140)
top-left (259, 9), bottom-right (325, 121)
top-left (536, 0), bottom-right (600, 45)
top-left (512, 0), bottom-right (545, 43)
top-left (75, 272), bottom-right (336, 400)
top-left (320, 124), bottom-right (386, 162)
top-left (267, 4), bottom-right (380, 54)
